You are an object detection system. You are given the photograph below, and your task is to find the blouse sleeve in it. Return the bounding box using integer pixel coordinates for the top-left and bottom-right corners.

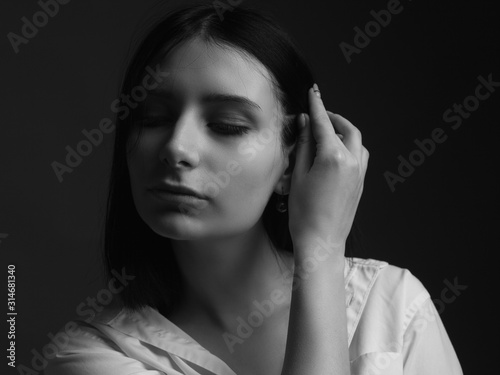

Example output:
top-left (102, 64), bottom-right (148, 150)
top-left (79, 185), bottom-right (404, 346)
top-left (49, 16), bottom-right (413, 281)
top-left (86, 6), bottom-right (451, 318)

top-left (402, 296), bottom-right (463, 375)
top-left (348, 263), bottom-right (464, 375)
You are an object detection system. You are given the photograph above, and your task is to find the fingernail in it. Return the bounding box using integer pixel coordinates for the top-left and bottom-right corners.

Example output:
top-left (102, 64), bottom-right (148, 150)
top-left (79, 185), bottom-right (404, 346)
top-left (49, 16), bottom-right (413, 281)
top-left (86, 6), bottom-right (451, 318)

top-left (301, 113), bottom-right (307, 128)
top-left (313, 83), bottom-right (321, 98)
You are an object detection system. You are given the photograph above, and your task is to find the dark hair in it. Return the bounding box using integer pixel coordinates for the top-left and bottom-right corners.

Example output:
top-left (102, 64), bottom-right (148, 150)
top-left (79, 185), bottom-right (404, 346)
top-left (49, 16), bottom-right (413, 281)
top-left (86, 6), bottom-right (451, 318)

top-left (101, 1), bottom-right (363, 316)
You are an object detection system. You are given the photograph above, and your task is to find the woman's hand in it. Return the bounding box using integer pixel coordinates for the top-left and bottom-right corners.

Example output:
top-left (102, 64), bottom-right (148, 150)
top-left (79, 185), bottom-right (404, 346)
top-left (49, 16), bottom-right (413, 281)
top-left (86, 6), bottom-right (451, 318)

top-left (282, 84), bottom-right (364, 375)
top-left (288, 84), bottom-right (369, 254)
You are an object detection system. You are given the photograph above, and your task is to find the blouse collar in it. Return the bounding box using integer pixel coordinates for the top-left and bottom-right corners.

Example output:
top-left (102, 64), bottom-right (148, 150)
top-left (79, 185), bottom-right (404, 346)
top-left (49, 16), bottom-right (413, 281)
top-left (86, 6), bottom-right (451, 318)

top-left (92, 257), bottom-right (387, 373)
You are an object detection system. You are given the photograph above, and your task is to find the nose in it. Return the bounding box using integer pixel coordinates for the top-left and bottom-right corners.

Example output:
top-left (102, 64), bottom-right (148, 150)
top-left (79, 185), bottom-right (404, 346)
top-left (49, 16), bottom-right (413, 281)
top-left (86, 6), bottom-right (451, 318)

top-left (159, 112), bottom-right (200, 169)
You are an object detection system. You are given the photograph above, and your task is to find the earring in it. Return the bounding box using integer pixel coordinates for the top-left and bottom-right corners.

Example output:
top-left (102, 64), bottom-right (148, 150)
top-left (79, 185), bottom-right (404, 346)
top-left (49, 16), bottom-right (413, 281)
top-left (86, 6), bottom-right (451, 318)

top-left (276, 186), bottom-right (288, 213)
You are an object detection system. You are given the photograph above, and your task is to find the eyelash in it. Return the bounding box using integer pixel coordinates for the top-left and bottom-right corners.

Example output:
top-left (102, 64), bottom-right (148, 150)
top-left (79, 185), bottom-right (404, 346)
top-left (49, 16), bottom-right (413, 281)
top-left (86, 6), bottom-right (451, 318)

top-left (138, 118), bottom-right (250, 136)
top-left (211, 123), bottom-right (250, 136)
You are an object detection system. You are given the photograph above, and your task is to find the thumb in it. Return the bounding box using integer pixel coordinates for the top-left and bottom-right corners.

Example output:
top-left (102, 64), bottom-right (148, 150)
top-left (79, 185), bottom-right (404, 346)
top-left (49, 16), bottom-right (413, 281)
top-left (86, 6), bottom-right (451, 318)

top-left (293, 113), bottom-right (315, 178)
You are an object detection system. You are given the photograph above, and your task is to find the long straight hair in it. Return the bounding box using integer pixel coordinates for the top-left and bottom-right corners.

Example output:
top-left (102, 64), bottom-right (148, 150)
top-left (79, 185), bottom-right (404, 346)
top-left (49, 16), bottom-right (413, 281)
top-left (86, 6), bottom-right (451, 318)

top-left (101, 2), bottom-right (363, 316)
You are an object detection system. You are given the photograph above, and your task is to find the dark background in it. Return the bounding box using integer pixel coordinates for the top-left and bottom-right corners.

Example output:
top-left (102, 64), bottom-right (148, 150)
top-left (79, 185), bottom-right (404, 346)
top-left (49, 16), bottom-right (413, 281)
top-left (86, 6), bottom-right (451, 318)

top-left (1, 0), bottom-right (498, 373)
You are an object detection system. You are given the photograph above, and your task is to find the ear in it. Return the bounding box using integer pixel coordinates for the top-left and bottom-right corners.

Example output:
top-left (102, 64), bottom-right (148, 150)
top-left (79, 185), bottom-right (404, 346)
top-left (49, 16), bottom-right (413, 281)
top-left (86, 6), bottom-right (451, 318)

top-left (274, 113), bottom-right (300, 195)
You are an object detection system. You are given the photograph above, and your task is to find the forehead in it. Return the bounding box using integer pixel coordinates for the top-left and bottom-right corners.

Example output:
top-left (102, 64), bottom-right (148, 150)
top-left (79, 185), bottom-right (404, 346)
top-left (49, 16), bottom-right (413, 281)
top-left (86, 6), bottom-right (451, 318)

top-left (149, 38), bottom-right (278, 113)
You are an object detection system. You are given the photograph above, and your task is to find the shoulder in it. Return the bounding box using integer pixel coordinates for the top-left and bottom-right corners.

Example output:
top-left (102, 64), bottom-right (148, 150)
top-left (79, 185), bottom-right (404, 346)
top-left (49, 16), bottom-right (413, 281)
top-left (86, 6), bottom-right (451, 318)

top-left (347, 257), bottom-right (430, 313)
top-left (346, 257), bottom-right (432, 339)
top-left (346, 258), bottom-right (464, 374)
top-left (369, 258), bottom-right (430, 315)
top-left (43, 304), bottom-right (160, 375)
top-left (346, 257), bottom-right (432, 355)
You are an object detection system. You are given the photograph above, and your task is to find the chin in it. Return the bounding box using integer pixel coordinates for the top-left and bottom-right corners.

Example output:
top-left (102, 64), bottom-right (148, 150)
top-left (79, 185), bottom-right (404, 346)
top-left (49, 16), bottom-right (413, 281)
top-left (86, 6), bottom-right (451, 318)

top-left (146, 213), bottom-right (209, 240)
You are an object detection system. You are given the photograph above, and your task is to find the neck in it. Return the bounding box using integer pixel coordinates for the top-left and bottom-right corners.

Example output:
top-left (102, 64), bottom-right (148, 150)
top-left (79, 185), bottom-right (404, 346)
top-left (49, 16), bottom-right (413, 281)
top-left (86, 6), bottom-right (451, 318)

top-left (169, 220), bottom-right (294, 331)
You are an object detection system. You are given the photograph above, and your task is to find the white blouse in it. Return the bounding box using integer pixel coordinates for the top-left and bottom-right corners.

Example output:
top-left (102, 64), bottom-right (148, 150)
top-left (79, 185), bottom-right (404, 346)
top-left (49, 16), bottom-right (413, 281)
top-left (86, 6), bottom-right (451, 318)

top-left (44, 258), bottom-right (463, 374)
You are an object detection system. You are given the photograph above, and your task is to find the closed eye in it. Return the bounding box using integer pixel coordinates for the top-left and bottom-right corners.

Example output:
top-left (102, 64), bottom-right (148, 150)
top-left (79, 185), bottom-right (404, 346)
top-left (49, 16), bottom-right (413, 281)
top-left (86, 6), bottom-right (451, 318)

top-left (136, 118), bottom-right (250, 136)
top-left (209, 123), bottom-right (250, 136)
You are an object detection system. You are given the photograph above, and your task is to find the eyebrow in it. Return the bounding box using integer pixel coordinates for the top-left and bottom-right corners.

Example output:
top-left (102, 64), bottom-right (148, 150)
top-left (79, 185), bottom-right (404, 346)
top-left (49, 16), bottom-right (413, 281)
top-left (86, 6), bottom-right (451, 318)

top-left (203, 93), bottom-right (263, 112)
top-left (149, 90), bottom-right (263, 112)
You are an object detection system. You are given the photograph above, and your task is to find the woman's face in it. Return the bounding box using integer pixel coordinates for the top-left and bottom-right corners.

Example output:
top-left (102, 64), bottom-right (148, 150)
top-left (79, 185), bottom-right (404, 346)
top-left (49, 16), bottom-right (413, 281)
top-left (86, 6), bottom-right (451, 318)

top-left (127, 37), bottom-right (294, 240)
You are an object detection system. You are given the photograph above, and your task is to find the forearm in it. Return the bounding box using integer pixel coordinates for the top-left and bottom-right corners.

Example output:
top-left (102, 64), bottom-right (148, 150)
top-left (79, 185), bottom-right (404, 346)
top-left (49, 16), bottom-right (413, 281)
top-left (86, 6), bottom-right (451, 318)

top-left (281, 241), bottom-right (350, 375)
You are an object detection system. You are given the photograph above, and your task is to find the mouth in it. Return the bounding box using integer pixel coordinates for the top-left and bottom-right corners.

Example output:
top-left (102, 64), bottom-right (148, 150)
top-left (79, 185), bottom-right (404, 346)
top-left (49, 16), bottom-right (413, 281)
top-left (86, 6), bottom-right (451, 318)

top-left (148, 183), bottom-right (206, 199)
top-left (148, 184), bottom-right (208, 203)
top-left (148, 189), bottom-right (208, 207)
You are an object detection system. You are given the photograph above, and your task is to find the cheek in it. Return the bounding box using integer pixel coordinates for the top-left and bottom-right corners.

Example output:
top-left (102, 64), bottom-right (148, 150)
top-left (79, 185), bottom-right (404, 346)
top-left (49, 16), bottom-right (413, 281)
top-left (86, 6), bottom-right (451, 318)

top-left (218, 138), bottom-right (282, 211)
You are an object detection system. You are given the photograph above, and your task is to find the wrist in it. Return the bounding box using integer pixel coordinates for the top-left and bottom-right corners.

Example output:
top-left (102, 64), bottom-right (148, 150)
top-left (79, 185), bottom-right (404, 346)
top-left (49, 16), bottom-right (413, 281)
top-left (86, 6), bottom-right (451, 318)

top-left (292, 236), bottom-right (346, 268)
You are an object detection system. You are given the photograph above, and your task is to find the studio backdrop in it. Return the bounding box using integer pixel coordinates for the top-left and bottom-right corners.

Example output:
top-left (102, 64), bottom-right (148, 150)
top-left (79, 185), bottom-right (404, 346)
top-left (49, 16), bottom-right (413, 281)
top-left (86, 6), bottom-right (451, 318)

top-left (0, 0), bottom-right (498, 374)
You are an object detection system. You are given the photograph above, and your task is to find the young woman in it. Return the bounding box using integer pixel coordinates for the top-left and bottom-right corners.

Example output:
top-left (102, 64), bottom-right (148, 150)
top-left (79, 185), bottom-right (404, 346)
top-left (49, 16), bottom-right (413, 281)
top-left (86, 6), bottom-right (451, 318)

top-left (45, 3), bottom-right (463, 374)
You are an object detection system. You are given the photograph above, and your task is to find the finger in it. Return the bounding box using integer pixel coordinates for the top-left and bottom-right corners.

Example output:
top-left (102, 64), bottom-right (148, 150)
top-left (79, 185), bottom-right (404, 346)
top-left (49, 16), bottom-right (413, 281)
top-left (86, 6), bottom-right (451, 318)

top-left (308, 87), bottom-right (343, 155)
top-left (326, 112), bottom-right (363, 161)
top-left (324, 111), bottom-right (344, 142)
top-left (361, 146), bottom-right (369, 177)
top-left (293, 113), bottom-right (315, 177)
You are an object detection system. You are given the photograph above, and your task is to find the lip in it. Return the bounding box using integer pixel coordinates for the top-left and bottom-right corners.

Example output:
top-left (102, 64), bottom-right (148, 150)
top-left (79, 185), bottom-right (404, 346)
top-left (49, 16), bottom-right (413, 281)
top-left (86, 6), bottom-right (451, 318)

top-left (148, 183), bottom-right (206, 199)
top-left (149, 189), bottom-right (207, 206)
